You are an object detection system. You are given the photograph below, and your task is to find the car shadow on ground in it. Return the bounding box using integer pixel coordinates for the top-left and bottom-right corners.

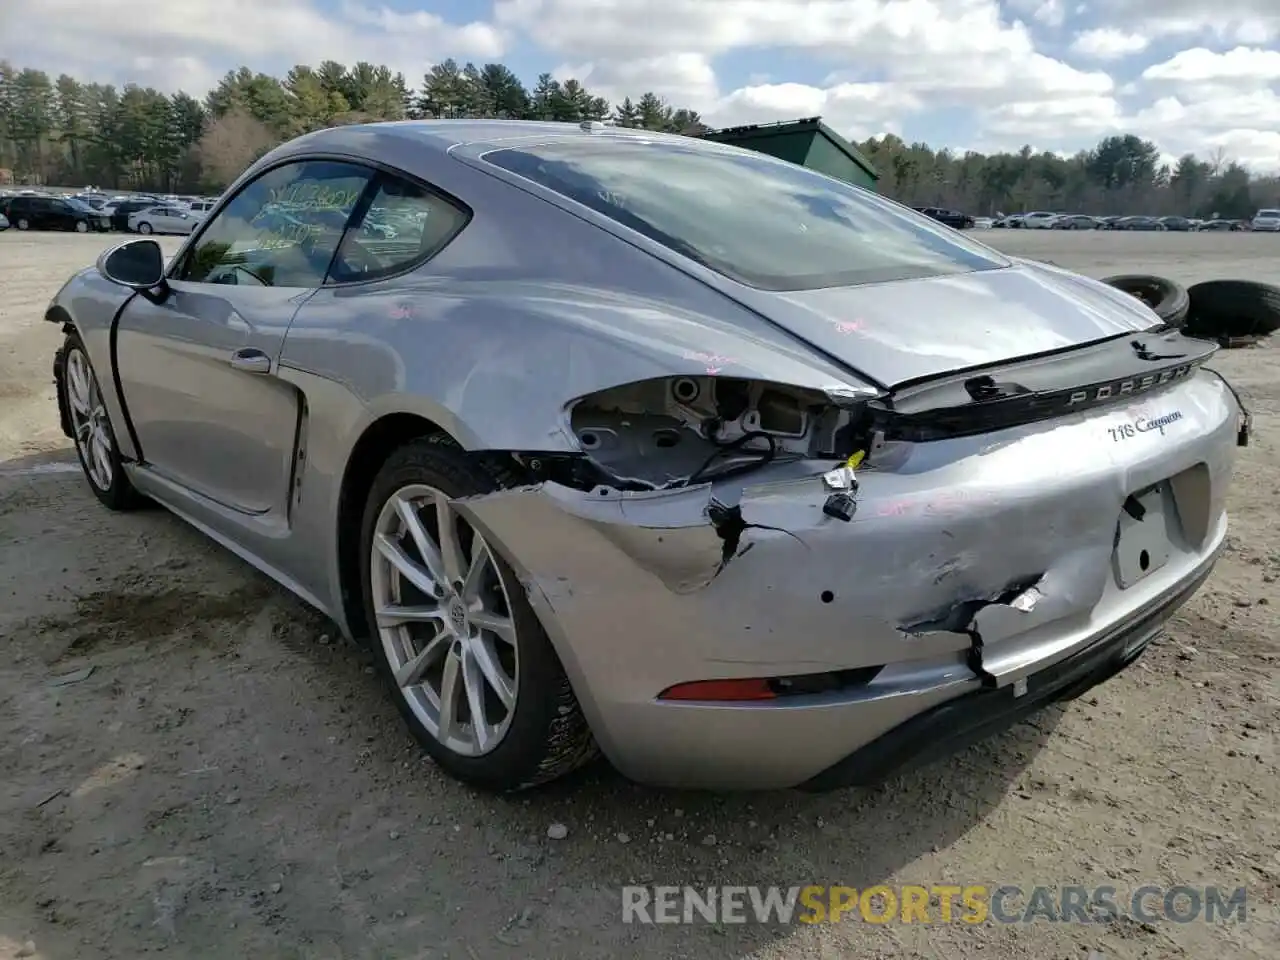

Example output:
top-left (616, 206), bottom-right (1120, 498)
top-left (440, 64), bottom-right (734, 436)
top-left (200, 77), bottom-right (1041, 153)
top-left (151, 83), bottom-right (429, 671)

top-left (0, 450), bottom-right (1063, 959)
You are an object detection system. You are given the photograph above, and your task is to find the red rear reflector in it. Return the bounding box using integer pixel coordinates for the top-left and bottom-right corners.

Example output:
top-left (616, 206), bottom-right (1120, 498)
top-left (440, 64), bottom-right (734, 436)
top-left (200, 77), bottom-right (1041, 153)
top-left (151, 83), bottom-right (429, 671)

top-left (659, 679), bottom-right (777, 702)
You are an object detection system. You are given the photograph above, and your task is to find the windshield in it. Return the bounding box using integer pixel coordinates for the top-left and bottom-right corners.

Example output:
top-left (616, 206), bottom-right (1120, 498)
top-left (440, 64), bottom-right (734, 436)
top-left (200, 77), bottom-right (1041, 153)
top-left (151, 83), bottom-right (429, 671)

top-left (481, 138), bottom-right (1007, 291)
top-left (1257, 210), bottom-right (1280, 218)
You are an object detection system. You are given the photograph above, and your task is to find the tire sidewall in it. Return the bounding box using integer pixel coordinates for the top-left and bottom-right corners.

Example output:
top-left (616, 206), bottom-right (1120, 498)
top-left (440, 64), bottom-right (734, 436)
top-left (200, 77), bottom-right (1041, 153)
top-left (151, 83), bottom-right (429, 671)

top-left (357, 439), bottom-right (591, 791)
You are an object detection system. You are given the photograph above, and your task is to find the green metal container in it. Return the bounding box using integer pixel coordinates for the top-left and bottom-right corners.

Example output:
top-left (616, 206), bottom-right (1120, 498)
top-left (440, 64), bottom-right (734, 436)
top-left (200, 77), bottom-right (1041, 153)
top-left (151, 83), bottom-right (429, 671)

top-left (700, 117), bottom-right (879, 190)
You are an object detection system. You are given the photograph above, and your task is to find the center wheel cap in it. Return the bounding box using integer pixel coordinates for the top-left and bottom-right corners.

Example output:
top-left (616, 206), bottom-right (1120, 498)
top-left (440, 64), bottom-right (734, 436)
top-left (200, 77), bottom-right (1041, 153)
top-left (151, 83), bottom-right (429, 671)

top-left (448, 599), bottom-right (468, 633)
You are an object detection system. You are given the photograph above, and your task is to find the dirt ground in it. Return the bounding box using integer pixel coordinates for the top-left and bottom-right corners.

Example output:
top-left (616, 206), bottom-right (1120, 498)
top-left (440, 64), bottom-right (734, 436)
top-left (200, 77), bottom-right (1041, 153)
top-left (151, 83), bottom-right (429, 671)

top-left (0, 230), bottom-right (1276, 960)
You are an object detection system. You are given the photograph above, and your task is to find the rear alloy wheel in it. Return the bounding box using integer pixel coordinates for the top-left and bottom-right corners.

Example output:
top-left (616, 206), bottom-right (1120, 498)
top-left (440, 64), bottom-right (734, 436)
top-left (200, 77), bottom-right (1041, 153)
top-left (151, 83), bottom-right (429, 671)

top-left (360, 439), bottom-right (596, 791)
top-left (74, 220), bottom-right (88, 233)
top-left (16, 218), bottom-right (29, 230)
top-left (137, 222), bottom-right (153, 235)
top-left (61, 335), bottom-right (145, 510)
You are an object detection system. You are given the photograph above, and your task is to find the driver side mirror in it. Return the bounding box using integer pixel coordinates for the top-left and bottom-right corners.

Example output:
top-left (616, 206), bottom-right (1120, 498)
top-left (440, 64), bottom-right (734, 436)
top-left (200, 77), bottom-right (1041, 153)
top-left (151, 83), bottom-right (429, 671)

top-left (97, 238), bottom-right (166, 290)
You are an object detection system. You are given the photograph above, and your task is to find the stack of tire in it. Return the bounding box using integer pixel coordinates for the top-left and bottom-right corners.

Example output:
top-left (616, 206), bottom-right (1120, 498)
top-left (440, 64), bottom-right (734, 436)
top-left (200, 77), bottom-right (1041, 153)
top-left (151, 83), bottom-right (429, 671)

top-left (1100, 275), bottom-right (1280, 344)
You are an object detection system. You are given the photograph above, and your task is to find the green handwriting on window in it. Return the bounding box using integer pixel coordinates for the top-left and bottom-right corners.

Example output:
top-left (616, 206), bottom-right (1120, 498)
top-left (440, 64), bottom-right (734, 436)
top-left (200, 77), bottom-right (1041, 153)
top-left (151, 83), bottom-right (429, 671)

top-left (267, 182), bottom-right (363, 211)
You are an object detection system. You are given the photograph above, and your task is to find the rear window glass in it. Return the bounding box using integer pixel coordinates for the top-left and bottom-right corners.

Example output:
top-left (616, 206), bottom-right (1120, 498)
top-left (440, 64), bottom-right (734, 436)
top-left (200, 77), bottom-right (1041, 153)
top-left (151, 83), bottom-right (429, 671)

top-left (481, 138), bottom-right (1007, 291)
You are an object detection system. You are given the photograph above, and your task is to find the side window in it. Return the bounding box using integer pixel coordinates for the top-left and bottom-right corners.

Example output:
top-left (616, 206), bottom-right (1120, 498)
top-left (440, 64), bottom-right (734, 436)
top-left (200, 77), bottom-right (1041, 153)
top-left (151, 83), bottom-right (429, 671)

top-left (326, 174), bottom-right (469, 285)
top-left (180, 160), bottom-right (375, 288)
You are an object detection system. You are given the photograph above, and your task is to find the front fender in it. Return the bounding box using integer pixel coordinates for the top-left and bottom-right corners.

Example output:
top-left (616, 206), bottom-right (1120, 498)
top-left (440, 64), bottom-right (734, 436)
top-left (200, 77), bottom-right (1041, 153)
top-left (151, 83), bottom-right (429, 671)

top-left (45, 269), bottom-right (140, 460)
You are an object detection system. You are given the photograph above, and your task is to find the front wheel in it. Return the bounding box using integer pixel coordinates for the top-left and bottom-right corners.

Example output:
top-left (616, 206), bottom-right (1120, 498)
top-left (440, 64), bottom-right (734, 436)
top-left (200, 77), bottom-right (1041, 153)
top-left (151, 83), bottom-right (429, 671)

top-left (16, 218), bottom-right (29, 230)
top-left (359, 438), bottom-right (597, 791)
top-left (74, 220), bottom-right (88, 233)
top-left (59, 334), bottom-right (146, 510)
top-left (137, 222), bottom-right (153, 235)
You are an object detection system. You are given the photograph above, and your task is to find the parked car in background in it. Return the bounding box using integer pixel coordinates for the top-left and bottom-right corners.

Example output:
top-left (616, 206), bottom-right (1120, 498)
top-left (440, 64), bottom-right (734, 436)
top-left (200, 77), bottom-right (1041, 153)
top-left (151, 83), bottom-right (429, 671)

top-left (1021, 211), bottom-right (1059, 229)
top-left (0, 213), bottom-right (8, 230)
top-left (109, 198), bottom-right (163, 232)
top-left (1, 195), bottom-right (111, 232)
top-left (1250, 209), bottom-right (1280, 232)
top-left (1200, 219), bottom-right (1243, 232)
top-left (972, 217), bottom-right (993, 229)
top-left (1051, 215), bottom-right (1101, 230)
top-left (1159, 216), bottom-right (1195, 232)
top-left (1112, 216), bottom-right (1166, 231)
top-left (43, 119), bottom-right (1248, 793)
top-left (184, 198), bottom-right (218, 218)
top-left (914, 207), bottom-right (975, 229)
top-left (127, 204), bottom-right (199, 235)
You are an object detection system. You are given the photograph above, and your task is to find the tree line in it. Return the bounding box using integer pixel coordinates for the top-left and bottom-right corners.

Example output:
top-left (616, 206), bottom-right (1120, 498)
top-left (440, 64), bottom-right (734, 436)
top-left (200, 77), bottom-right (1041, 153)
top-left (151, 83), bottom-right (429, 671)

top-left (1, 58), bottom-right (1276, 219)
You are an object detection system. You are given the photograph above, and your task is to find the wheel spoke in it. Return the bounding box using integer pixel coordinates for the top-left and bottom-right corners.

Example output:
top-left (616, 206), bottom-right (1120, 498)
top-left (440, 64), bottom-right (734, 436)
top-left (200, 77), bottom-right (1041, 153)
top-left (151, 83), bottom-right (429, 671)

top-left (376, 604), bottom-right (444, 627)
top-left (374, 532), bottom-right (439, 599)
top-left (67, 357), bottom-right (90, 413)
top-left (432, 490), bottom-right (466, 585)
top-left (459, 646), bottom-right (491, 750)
top-left (468, 634), bottom-right (515, 709)
top-left (436, 648), bottom-right (462, 743)
top-left (395, 630), bottom-right (448, 687)
top-left (469, 609), bottom-right (516, 645)
top-left (460, 545), bottom-right (489, 602)
top-left (394, 494), bottom-right (452, 595)
top-left (91, 431), bottom-right (112, 485)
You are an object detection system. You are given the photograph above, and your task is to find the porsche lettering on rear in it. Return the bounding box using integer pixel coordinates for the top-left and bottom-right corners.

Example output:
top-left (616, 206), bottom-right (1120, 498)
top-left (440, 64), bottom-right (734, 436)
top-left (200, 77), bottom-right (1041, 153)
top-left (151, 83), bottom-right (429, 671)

top-left (1067, 363), bottom-right (1194, 406)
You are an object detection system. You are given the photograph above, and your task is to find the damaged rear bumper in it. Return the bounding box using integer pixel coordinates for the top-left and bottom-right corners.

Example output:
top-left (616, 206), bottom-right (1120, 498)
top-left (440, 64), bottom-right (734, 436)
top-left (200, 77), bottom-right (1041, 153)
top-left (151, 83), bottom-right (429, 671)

top-left (799, 554), bottom-right (1217, 790)
top-left (456, 371), bottom-right (1239, 790)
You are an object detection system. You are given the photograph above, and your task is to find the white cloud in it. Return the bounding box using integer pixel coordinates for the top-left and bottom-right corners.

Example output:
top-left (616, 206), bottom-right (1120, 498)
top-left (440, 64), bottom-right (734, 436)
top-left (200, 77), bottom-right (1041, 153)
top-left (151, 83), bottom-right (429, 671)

top-left (1142, 45), bottom-right (1280, 83)
top-left (1004, 0), bottom-right (1066, 28)
top-left (552, 53), bottom-right (720, 111)
top-left (1099, 0), bottom-right (1280, 44)
top-left (1069, 28), bottom-right (1150, 60)
top-left (497, 0), bottom-right (1116, 142)
top-left (706, 81), bottom-right (920, 140)
top-left (1121, 45), bottom-right (1280, 168)
top-left (0, 0), bottom-right (505, 93)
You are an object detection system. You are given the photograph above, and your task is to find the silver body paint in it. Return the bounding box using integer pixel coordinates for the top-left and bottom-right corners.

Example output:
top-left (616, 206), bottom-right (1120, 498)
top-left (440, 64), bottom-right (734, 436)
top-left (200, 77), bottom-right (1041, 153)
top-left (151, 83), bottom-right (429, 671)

top-left (46, 120), bottom-right (1243, 790)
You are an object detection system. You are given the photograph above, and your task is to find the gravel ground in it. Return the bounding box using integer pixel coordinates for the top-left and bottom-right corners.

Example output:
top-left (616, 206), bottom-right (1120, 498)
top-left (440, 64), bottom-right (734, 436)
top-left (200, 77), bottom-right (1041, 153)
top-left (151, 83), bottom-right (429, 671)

top-left (0, 229), bottom-right (1277, 960)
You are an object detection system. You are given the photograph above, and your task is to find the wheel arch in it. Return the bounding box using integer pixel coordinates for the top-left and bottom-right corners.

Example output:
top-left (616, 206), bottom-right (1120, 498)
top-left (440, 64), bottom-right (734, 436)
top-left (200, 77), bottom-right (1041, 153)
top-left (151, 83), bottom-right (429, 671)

top-left (48, 305), bottom-right (78, 439)
top-left (335, 412), bottom-right (460, 640)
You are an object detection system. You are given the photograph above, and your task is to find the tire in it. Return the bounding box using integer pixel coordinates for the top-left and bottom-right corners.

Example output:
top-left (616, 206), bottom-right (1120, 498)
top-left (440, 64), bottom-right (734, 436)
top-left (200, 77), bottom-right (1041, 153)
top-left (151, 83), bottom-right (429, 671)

top-left (358, 437), bottom-right (598, 792)
top-left (1100, 274), bottom-right (1191, 327)
top-left (58, 333), bottom-right (147, 510)
top-left (137, 222), bottom-right (153, 235)
top-left (16, 218), bottom-right (29, 230)
top-left (1184, 280), bottom-right (1280, 339)
top-left (74, 220), bottom-right (88, 233)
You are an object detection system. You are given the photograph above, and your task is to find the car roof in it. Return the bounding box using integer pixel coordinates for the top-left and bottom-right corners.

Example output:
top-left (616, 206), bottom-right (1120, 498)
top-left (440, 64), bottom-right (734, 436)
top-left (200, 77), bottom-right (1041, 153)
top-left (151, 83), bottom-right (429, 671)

top-left (254, 119), bottom-right (717, 182)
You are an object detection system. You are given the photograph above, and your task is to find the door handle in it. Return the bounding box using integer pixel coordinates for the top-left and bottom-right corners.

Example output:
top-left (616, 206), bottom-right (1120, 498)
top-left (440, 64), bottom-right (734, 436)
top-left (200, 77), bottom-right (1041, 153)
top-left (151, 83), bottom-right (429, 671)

top-left (229, 349), bottom-right (271, 374)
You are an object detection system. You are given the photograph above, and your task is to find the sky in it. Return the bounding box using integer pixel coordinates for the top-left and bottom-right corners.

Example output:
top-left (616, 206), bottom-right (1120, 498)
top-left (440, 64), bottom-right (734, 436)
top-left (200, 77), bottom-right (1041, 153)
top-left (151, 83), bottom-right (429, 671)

top-left (2, 0), bottom-right (1279, 171)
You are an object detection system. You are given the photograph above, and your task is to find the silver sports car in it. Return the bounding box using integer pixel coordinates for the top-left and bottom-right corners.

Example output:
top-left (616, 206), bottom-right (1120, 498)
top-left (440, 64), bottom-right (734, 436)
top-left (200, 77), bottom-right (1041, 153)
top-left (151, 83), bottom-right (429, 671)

top-left (46, 119), bottom-right (1249, 792)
